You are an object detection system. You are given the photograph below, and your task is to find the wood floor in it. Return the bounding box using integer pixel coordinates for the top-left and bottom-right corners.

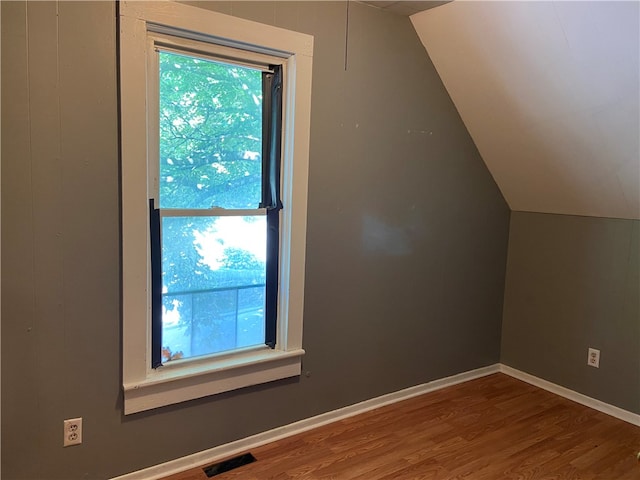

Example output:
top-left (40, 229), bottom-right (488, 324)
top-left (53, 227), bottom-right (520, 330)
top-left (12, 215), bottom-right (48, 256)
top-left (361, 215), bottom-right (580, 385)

top-left (161, 374), bottom-right (640, 480)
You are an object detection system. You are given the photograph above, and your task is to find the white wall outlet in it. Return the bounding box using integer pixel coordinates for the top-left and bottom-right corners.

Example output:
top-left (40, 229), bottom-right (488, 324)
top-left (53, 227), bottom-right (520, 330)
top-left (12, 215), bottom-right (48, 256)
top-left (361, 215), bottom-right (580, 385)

top-left (63, 418), bottom-right (82, 447)
top-left (587, 348), bottom-right (600, 368)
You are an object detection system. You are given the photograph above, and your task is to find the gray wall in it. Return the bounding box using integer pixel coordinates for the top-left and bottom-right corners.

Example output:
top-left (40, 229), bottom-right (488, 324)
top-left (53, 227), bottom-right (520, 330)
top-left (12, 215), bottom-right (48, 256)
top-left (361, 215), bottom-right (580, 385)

top-left (1, 2), bottom-right (509, 479)
top-left (502, 212), bottom-right (640, 414)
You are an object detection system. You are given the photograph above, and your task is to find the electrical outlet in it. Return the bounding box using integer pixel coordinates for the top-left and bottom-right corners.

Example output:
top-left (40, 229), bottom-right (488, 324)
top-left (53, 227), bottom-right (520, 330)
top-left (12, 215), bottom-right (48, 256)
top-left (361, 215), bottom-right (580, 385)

top-left (63, 418), bottom-right (82, 447)
top-left (587, 348), bottom-right (600, 368)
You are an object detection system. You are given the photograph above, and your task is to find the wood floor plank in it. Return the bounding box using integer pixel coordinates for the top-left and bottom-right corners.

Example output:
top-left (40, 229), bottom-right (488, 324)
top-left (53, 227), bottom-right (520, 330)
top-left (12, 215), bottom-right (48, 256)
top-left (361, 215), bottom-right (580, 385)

top-left (159, 374), bottom-right (640, 479)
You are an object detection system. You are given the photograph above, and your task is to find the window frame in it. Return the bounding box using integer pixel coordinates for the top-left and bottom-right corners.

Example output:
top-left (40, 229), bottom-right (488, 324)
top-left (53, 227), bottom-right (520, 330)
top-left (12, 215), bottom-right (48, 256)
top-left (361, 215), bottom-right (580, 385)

top-left (119, 1), bottom-right (313, 415)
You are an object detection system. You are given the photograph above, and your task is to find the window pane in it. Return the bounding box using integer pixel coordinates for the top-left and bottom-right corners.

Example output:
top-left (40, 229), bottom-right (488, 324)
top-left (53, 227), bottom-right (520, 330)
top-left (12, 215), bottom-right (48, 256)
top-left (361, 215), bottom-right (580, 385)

top-left (161, 215), bottom-right (266, 361)
top-left (159, 51), bottom-right (263, 210)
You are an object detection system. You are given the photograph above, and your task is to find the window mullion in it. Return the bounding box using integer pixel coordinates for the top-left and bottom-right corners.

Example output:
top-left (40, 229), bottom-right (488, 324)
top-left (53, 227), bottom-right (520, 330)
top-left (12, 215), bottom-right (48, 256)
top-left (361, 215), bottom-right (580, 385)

top-left (159, 208), bottom-right (266, 218)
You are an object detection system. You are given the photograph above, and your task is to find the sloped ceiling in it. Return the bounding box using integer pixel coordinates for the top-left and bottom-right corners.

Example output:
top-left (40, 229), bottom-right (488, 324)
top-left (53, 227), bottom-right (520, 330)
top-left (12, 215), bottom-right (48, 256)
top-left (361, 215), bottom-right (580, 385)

top-left (359, 1), bottom-right (449, 16)
top-left (412, 1), bottom-right (639, 219)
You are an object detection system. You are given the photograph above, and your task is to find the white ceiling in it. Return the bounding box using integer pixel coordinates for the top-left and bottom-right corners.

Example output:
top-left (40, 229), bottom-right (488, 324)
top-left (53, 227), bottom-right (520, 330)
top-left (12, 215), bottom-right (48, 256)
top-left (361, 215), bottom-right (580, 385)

top-left (359, 1), bottom-right (449, 16)
top-left (412, 1), bottom-right (640, 219)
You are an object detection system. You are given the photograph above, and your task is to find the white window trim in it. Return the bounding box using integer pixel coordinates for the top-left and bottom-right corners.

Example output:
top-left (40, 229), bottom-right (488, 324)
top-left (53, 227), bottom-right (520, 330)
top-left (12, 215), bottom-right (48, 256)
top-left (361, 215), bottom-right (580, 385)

top-left (119, 1), bottom-right (313, 415)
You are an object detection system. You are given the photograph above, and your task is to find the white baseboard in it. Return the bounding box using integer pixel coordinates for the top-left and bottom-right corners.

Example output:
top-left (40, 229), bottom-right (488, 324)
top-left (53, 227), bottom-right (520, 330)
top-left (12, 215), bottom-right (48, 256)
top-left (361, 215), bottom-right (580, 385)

top-left (499, 364), bottom-right (640, 427)
top-left (110, 364), bottom-right (500, 480)
top-left (112, 363), bottom-right (640, 480)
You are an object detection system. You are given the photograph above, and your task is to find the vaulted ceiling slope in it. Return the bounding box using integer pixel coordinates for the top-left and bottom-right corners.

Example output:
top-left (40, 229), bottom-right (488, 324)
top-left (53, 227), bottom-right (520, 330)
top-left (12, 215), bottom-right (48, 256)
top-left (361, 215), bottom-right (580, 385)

top-left (359, 1), bottom-right (449, 16)
top-left (412, 1), bottom-right (639, 219)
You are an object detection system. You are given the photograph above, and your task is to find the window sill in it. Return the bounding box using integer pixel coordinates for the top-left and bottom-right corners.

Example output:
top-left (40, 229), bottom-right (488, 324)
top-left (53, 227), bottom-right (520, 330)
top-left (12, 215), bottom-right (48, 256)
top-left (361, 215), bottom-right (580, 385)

top-left (123, 348), bottom-right (305, 414)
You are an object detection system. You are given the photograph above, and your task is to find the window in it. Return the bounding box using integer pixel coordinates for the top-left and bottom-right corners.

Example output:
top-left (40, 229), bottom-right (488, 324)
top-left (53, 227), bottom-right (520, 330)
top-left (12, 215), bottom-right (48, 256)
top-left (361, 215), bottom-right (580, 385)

top-left (152, 48), bottom-right (283, 365)
top-left (120, 1), bottom-right (313, 414)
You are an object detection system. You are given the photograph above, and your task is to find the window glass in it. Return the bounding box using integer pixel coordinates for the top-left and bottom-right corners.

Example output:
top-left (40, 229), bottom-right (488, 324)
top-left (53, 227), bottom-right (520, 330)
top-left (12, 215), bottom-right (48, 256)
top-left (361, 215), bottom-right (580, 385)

top-left (161, 215), bottom-right (267, 361)
top-left (158, 50), bottom-right (263, 210)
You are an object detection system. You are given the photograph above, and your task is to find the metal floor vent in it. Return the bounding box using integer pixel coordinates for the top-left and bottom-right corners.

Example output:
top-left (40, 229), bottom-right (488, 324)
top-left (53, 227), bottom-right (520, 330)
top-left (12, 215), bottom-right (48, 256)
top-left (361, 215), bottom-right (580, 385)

top-left (203, 453), bottom-right (257, 477)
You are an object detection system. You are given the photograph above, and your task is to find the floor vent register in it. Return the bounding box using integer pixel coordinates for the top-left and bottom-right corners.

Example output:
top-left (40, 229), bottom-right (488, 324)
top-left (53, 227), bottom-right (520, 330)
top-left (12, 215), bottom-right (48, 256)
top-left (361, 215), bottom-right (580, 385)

top-left (202, 453), bottom-right (257, 477)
